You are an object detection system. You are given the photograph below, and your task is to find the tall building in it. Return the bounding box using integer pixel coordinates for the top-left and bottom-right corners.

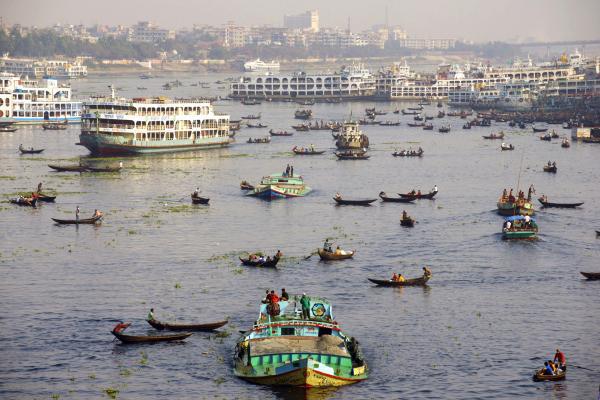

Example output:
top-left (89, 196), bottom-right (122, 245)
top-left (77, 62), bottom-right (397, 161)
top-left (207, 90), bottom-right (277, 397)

top-left (128, 21), bottom-right (175, 43)
top-left (284, 10), bottom-right (319, 32)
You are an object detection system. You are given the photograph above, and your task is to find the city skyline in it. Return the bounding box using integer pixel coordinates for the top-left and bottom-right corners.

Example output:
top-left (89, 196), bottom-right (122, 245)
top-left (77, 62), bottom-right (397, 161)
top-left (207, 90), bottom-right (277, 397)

top-left (4, 0), bottom-right (600, 43)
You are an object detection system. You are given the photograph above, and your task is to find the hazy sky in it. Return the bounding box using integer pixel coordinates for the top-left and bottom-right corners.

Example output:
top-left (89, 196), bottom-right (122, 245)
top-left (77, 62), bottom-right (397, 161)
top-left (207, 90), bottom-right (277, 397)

top-left (4, 0), bottom-right (600, 42)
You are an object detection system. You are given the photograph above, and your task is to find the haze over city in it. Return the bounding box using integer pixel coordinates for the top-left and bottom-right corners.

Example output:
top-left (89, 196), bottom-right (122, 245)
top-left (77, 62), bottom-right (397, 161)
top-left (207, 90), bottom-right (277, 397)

top-left (4, 0), bottom-right (600, 42)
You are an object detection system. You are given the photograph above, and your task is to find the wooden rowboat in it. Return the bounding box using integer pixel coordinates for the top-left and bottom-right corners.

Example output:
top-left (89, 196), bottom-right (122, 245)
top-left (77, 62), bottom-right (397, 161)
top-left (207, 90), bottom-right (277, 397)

top-left (19, 148), bottom-right (44, 154)
top-left (543, 165), bottom-right (557, 173)
top-left (580, 271), bottom-right (600, 280)
top-left (318, 248), bottom-right (355, 260)
top-left (48, 164), bottom-right (87, 172)
top-left (239, 256), bottom-right (280, 268)
top-left (51, 215), bottom-right (102, 224)
top-left (147, 319), bottom-right (228, 331)
top-left (10, 198), bottom-right (37, 207)
top-left (532, 369), bottom-right (565, 382)
top-left (368, 275), bottom-right (430, 287)
top-left (112, 330), bottom-right (192, 344)
top-left (333, 197), bottom-right (377, 206)
top-left (293, 148), bottom-right (326, 155)
top-left (191, 194), bottom-right (210, 204)
top-left (537, 198), bottom-right (583, 208)
top-left (379, 192), bottom-right (415, 203)
top-left (400, 217), bottom-right (415, 227)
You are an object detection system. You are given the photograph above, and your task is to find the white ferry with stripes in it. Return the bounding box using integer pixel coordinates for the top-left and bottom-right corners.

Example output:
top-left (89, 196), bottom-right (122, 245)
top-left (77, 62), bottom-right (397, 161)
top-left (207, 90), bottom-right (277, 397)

top-left (0, 73), bottom-right (81, 124)
top-left (78, 88), bottom-right (230, 156)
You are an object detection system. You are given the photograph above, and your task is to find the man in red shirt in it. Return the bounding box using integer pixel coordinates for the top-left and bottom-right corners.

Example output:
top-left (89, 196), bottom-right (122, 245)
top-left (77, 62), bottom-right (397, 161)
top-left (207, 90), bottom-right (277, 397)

top-left (554, 348), bottom-right (566, 371)
top-left (112, 321), bottom-right (131, 334)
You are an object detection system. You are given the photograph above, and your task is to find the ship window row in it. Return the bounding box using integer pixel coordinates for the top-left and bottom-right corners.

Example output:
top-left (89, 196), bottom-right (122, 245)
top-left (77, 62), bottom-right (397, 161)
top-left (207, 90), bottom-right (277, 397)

top-left (234, 91), bottom-right (355, 96)
top-left (135, 130), bottom-right (227, 141)
top-left (82, 119), bottom-right (227, 130)
top-left (239, 84), bottom-right (364, 90)
top-left (12, 110), bottom-right (78, 117)
top-left (13, 103), bottom-right (81, 110)
top-left (85, 106), bottom-right (210, 116)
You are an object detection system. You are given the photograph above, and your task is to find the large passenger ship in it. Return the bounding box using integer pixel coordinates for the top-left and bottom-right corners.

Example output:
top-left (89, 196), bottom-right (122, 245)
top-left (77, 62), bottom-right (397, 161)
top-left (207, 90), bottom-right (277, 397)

top-left (243, 59), bottom-right (280, 72)
top-left (0, 73), bottom-right (81, 124)
top-left (78, 89), bottom-right (230, 155)
top-left (230, 64), bottom-right (376, 100)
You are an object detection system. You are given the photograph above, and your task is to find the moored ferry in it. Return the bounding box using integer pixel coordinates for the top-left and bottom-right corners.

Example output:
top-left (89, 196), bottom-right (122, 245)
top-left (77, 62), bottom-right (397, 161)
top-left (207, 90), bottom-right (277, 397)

top-left (247, 173), bottom-right (311, 200)
top-left (0, 73), bottom-right (81, 124)
top-left (78, 89), bottom-right (230, 155)
top-left (234, 293), bottom-right (368, 387)
top-left (230, 64), bottom-right (376, 100)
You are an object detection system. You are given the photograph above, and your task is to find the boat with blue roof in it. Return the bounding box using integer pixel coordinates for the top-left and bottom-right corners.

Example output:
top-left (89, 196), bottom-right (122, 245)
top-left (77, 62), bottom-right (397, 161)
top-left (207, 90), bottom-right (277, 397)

top-left (246, 172), bottom-right (311, 200)
top-left (502, 215), bottom-right (538, 240)
top-left (233, 293), bottom-right (368, 387)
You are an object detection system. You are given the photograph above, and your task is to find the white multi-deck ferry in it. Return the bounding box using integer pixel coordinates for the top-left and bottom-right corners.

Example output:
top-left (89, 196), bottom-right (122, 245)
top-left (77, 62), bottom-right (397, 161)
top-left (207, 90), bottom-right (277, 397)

top-left (78, 88), bottom-right (230, 155)
top-left (243, 59), bottom-right (280, 72)
top-left (0, 73), bottom-right (81, 124)
top-left (230, 64), bottom-right (376, 100)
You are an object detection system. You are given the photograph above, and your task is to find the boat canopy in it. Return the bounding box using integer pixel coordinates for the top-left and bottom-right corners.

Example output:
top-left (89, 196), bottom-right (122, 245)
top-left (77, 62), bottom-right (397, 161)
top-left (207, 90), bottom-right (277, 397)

top-left (505, 215), bottom-right (536, 222)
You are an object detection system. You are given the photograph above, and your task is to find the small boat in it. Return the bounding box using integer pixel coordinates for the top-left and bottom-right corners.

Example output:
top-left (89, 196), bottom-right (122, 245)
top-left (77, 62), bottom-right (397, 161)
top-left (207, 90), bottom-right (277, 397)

top-left (462, 123), bottom-right (472, 129)
top-left (333, 197), bottom-right (377, 206)
top-left (399, 190), bottom-right (438, 200)
top-left (422, 123), bottom-right (434, 130)
top-left (368, 275), bottom-right (430, 287)
top-left (392, 149), bottom-right (423, 157)
top-left (501, 143), bottom-right (514, 151)
top-left (10, 197), bottom-right (37, 207)
top-left (551, 130), bottom-right (559, 138)
top-left (292, 147), bottom-right (325, 155)
top-left (241, 98), bottom-right (261, 105)
top-left (269, 129), bottom-right (293, 137)
top-left (51, 215), bottom-right (102, 225)
top-left (291, 124), bottom-right (309, 131)
top-left (19, 147), bottom-right (44, 154)
top-left (483, 132), bottom-right (505, 140)
top-left (543, 164), bottom-right (557, 173)
top-left (335, 151), bottom-right (369, 160)
top-left (191, 193), bottom-right (210, 204)
top-left (379, 192), bottom-right (415, 203)
top-left (537, 197), bottom-right (583, 208)
top-left (247, 123), bottom-right (268, 129)
top-left (561, 138), bottom-right (570, 148)
top-left (532, 369), bottom-right (565, 382)
top-left (408, 106), bottom-right (423, 111)
top-left (240, 181), bottom-right (254, 191)
top-left (580, 271), bottom-right (600, 280)
top-left (241, 114), bottom-right (261, 120)
top-left (318, 248), bottom-right (355, 260)
top-left (502, 215), bottom-right (538, 240)
top-left (379, 121), bottom-right (400, 127)
top-left (36, 193), bottom-right (56, 202)
top-left (402, 109), bottom-right (419, 115)
top-left (48, 164), bottom-right (87, 172)
top-left (147, 319), bottom-right (228, 331)
top-left (42, 122), bottom-right (68, 130)
top-left (438, 126), bottom-right (451, 133)
top-left (112, 330), bottom-right (192, 344)
top-left (0, 127), bottom-right (18, 132)
top-left (400, 216), bottom-right (415, 227)
top-left (294, 109), bottom-right (312, 120)
top-left (540, 134), bottom-right (552, 141)
top-left (247, 137), bottom-right (271, 144)
top-left (532, 125), bottom-right (549, 133)
top-left (240, 255), bottom-right (280, 268)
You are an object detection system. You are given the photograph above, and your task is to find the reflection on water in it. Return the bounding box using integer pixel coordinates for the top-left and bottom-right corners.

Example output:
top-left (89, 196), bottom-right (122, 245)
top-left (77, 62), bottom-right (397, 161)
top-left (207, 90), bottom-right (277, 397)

top-left (270, 386), bottom-right (340, 400)
top-left (0, 72), bottom-right (599, 399)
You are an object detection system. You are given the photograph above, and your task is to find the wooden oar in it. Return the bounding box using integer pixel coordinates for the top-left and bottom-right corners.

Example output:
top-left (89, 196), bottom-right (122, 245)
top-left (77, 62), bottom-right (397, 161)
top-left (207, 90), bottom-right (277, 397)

top-left (569, 364), bottom-right (593, 371)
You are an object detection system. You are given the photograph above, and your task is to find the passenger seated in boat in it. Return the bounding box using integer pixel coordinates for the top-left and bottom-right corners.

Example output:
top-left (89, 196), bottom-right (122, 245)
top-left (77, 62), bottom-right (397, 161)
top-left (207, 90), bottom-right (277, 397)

top-left (266, 256), bottom-right (271, 263)
top-left (281, 288), bottom-right (289, 301)
top-left (417, 190), bottom-right (422, 196)
top-left (548, 360), bottom-right (557, 374)
top-left (335, 246), bottom-right (342, 255)
top-left (261, 289), bottom-right (270, 303)
top-left (258, 255), bottom-right (266, 263)
top-left (147, 308), bottom-right (155, 321)
top-left (275, 250), bottom-right (282, 259)
top-left (392, 273), bottom-right (398, 282)
top-left (335, 193), bottom-right (342, 200)
top-left (410, 189), bottom-right (416, 195)
top-left (112, 321), bottom-right (131, 334)
top-left (423, 266), bottom-right (432, 278)
top-left (397, 274), bottom-right (405, 283)
top-left (543, 361), bottom-right (553, 375)
top-left (402, 210), bottom-right (408, 220)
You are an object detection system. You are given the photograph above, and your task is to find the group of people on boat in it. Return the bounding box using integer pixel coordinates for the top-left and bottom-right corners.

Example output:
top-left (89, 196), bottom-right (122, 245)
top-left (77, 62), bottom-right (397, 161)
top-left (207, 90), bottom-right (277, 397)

top-left (391, 267), bottom-right (431, 282)
top-left (393, 147), bottom-right (423, 156)
top-left (249, 250), bottom-right (282, 263)
top-left (74, 206), bottom-right (103, 221)
top-left (322, 238), bottom-right (347, 255)
top-left (292, 145), bottom-right (316, 153)
top-left (540, 349), bottom-right (567, 375)
top-left (283, 164), bottom-right (295, 177)
top-left (260, 288), bottom-right (289, 317)
top-left (547, 161), bottom-right (557, 167)
top-left (500, 185), bottom-right (535, 204)
top-left (503, 215), bottom-right (534, 231)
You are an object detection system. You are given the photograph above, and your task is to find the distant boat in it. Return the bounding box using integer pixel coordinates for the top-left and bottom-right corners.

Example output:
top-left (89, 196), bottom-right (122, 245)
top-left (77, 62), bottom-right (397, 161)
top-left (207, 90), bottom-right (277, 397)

top-left (243, 59), bottom-right (280, 72)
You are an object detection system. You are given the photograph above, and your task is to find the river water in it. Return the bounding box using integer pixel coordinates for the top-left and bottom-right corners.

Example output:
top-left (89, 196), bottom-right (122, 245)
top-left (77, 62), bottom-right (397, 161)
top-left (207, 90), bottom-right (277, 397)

top-left (1, 72), bottom-right (599, 400)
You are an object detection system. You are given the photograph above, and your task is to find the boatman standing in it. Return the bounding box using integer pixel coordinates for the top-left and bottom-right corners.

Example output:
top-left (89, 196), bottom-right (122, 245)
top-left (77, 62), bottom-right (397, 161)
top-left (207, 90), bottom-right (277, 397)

top-left (554, 349), bottom-right (566, 371)
top-left (76, 206), bottom-right (80, 222)
top-left (147, 308), bottom-right (155, 321)
top-left (300, 293), bottom-right (311, 320)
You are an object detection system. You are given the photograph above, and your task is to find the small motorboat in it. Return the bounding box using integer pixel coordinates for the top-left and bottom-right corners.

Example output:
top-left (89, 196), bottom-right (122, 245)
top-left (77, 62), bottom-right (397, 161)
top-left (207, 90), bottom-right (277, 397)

top-left (269, 129), bottom-right (293, 137)
top-left (191, 193), bottom-right (210, 204)
top-left (246, 123), bottom-right (268, 129)
top-left (561, 138), bottom-right (570, 148)
top-left (438, 126), bottom-right (451, 133)
top-left (537, 197), bottom-right (583, 208)
top-left (399, 190), bottom-right (438, 200)
top-left (392, 149), bottom-right (423, 157)
top-left (540, 134), bottom-right (552, 141)
top-left (333, 196), bottom-right (377, 206)
top-left (368, 275), bottom-right (430, 287)
top-left (112, 329), bottom-right (192, 344)
top-left (379, 192), bottom-right (415, 203)
top-left (532, 125), bottom-right (549, 133)
top-left (51, 215), bottom-right (102, 225)
top-left (580, 271), bottom-right (600, 280)
top-left (42, 122), bottom-right (68, 130)
top-left (292, 146), bottom-right (325, 155)
top-left (317, 248), bottom-right (355, 260)
top-left (241, 113), bottom-right (261, 120)
top-left (335, 151), bottom-right (369, 160)
top-left (483, 132), bottom-right (505, 140)
top-left (147, 319), bottom-right (228, 331)
top-left (462, 123), bottom-right (472, 129)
